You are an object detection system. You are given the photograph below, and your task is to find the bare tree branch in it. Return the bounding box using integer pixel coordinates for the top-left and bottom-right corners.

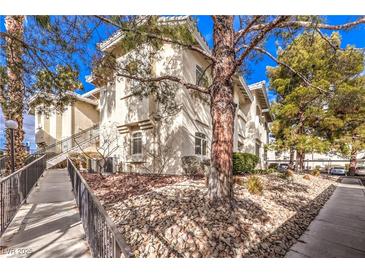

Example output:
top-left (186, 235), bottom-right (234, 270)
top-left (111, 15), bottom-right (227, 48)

top-left (314, 28), bottom-right (340, 52)
top-left (249, 16), bottom-right (365, 31)
top-left (235, 16), bottom-right (291, 69)
top-left (115, 71), bottom-right (210, 94)
top-left (234, 16), bottom-right (263, 44)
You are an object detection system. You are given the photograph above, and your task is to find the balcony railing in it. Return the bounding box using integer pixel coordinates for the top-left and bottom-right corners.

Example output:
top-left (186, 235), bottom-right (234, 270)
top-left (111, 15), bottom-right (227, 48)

top-left (0, 155), bottom-right (46, 236)
top-left (36, 124), bottom-right (99, 160)
top-left (67, 158), bottom-right (133, 258)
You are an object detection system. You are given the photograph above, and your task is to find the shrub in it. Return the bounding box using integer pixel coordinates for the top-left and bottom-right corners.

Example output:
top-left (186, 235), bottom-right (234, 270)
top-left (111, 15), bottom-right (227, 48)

top-left (268, 163), bottom-right (278, 169)
top-left (233, 176), bottom-right (245, 186)
top-left (278, 169), bottom-right (294, 180)
top-left (69, 153), bottom-right (86, 169)
top-left (286, 169), bottom-right (294, 177)
top-left (253, 168), bottom-right (277, 175)
top-left (252, 169), bottom-right (266, 175)
top-left (303, 174), bottom-right (311, 180)
top-left (233, 152), bottom-right (259, 175)
top-left (181, 156), bottom-right (205, 176)
top-left (247, 175), bottom-right (263, 195)
top-left (311, 169), bottom-right (321, 177)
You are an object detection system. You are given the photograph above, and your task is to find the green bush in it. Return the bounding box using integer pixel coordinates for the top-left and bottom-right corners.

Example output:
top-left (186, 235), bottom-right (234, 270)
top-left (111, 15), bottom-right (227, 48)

top-left (247, 175), bottom-right (264, 195)
top-left (278, 169), bottom-right (295, 180)
top-left (268, 163), bottom-right (278, 169)
top-left (233, 152), bottom-right (259, 175)
top-left (253, 168), bottom-right (276, 175)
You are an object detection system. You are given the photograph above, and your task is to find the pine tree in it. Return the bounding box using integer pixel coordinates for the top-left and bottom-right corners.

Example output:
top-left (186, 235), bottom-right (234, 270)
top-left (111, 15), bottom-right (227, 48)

top-left (323, 75), bottom-right (365, 175)
top-left (3, 16), bottom-right (26, 172)
top-left (93, 16), bottom-right (365, 202)
top-left (268, 32), bottom-right (364, 172)
top-left (0, 16), bottom-right (87, 172)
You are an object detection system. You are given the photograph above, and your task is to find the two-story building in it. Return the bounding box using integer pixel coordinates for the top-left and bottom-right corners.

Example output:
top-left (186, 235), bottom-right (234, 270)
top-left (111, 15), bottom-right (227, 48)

top-left (30, 16), bottom-right (272, 174)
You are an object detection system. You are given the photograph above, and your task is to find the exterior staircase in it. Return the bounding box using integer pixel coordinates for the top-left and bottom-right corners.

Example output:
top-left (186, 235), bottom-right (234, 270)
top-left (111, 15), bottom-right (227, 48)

top-left (35, 124), bottom-right (100, 169)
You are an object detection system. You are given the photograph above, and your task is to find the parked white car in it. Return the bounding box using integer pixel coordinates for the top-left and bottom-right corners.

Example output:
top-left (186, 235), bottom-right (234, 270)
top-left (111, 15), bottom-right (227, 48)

top-left (330, 166), bottom-right (346, 176)
top-left (355, 166), bottom-right (365, 176)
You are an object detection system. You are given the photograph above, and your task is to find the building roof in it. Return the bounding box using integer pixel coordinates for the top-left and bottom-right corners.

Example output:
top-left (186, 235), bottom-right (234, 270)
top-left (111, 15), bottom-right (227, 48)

top-left (28, 91), bottom-right (98, 114)
top-left (248, 81), bottom-right (273, 122)
top-left (80, 87), bottom-right (104, 99)
top-left (98, 16), bottom-right (211, 54)
top-left (249, 81), bottom-right (270, 109)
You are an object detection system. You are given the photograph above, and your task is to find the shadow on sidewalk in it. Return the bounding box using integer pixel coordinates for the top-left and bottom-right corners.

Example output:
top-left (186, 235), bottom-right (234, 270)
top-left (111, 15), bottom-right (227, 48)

top-left (245, 184), bottom-right (336, 258)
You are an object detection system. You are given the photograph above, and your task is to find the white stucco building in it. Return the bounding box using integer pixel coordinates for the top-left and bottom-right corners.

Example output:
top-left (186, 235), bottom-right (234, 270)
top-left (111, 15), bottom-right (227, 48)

top-left (30, 16), bottom-right (272, 174)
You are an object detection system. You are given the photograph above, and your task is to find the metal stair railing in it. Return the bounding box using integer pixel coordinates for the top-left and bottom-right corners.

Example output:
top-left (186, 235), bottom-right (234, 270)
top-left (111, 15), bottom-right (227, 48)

top-left (0, 155), bottom-right (46, 236)
top-left (67, 158), bottom-right (133, 258)
top-left (36, 124), bottom-right (99, 160)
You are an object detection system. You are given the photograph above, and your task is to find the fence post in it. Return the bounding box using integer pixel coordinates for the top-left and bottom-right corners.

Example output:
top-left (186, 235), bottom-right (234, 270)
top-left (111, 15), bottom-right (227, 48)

top-left (114, 238), bottom-right (121, 258)
top-left (24, 167), bottom-right (28, 204)
top-left (1, 182), bottom-right (4, 233)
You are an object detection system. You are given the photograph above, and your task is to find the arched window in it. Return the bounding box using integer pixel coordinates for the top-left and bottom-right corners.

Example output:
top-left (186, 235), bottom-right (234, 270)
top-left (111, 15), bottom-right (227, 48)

top-left (195, 132), bottom-right (207, 156)
top-left (131, 132), bottom-right (142, 155)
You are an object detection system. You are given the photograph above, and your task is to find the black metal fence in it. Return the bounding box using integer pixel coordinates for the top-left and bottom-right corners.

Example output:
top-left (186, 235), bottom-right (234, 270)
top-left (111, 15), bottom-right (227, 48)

top-left (0, 156), bottom-right (7, 177)
top-left (67, 158), bottom-right (133, 258)
top-left (0, 155), bottom-right (46, 236)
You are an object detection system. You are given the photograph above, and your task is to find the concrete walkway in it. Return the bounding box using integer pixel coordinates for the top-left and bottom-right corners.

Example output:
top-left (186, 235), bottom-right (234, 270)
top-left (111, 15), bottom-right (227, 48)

top-left (0, 169), bottom-right (90, 258)
top-left (286, 177), bottom-right (365, 258)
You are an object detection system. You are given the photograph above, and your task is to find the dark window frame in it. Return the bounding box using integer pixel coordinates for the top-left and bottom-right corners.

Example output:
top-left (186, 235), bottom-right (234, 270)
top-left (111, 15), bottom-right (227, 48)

top-left (131, 132), bottom-right (142, 155)
top-left (195, 132), bottom-right (207, 156)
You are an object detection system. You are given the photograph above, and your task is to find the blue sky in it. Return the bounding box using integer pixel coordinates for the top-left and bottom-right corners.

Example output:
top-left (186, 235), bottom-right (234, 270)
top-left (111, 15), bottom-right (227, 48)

top-left (1, 15), bottom-right (365, 150)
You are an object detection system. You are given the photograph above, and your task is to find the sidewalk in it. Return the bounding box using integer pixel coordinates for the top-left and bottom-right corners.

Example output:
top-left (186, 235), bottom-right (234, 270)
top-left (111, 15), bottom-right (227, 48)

top-left (0, 169), bottom-right (90, 258)
top-left (286, 177), bottom-right (365, 258)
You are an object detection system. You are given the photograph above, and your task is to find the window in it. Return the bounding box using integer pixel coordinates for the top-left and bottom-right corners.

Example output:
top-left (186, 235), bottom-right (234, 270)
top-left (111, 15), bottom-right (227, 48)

top-left (255, 142), bottom-right (261, 157)
top-left (195, 65), bottom-right (209, 87)
top-left (195, 132), bottom-right (207, 156)
top-left (131, 132), bottom-right (142, 155)
top-left (36, 112), bottom-right (42, 128)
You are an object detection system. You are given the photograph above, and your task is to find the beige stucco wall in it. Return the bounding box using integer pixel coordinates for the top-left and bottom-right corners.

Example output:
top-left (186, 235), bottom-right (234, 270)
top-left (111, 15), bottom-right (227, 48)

top-left (34, 106), bottom-right (53, 147)
top-left (61, 105), bottom-right (72, 141)
top-left (34, 99), bottom-right (99, 152)
top-left (98, 42), bottom-right (271, 174)
top-left (73, 101), bottom-right (99, 133)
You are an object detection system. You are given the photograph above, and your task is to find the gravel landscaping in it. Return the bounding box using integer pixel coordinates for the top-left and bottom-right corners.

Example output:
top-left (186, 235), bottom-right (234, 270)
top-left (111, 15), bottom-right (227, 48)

top-left (83, 172), bottom-right (336, 258)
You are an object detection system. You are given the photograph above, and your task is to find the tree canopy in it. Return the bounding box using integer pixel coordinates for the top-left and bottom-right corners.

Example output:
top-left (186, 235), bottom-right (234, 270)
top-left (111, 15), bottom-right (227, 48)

top-left (268, 31), bottom-right (365, 170)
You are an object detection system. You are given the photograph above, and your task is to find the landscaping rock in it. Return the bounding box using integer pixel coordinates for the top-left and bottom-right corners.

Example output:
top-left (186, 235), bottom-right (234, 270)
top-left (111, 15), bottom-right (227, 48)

top-left (85, 172), bottom-right (336, 258)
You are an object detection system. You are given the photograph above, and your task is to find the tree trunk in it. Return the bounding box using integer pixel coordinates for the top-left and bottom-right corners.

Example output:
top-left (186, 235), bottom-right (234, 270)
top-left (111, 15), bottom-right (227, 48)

top-left (208, 16), bottom-right (236, 204)
top-left (4, 16), bottom-right (26, 173)
top-left (288, 146), bottom-right (295, 170)
top-left (349, 147), bottom-right (357, 176)
top-left (295, 150), bottom-right (304, 173)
